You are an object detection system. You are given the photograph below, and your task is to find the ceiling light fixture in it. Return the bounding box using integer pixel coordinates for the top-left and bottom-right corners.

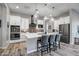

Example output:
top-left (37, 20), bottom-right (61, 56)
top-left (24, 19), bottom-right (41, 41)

top-left (49, 6), bottom-right (55, 21)
top-left (34, 9), bottom-right (39, 19)
top-left (44, 4), bottom-right (47, 6)
top-left (34, 14), bottom-right (38, 18)
top-left (51, 18), bottom-right (54, 21)
top-left (16, 6), bottom-right (19, 9)
top-left (35, 9), bottom-right (39, 14)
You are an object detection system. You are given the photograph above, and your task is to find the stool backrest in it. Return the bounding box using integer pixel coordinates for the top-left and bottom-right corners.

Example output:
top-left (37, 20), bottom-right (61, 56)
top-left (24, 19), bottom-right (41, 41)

top-left (41, 35), bottom-right (48, 46)
top-left (55, 34), bottom-right (62, 43)
top-left (50, 34), bottom-right (56, 43)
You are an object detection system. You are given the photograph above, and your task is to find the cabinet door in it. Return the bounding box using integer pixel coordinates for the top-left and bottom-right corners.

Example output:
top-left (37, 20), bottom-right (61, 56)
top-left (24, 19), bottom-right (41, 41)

top-left (10, 16), bottom-right (21, 25)
top-left (37, 20), bottom-right (43, 24)
top-left (21, 18), bottom-right (29, 30)
top-left (15, 16), bottom-right (21, 25)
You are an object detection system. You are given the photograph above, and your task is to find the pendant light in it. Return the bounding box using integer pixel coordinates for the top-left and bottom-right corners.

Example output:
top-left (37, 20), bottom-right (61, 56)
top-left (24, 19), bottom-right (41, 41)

top-left (34, 9), bottom-right (39, 18)
top-left (50, 6), bottom-right (55, 21)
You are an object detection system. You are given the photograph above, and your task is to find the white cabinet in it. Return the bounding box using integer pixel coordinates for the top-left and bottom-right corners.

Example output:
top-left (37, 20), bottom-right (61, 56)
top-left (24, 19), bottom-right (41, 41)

top-left (37, 20), bottom-right (44, 32)
top-left (21, 18), bottom-right (29, 30)
top-left (37, 20), bottom-right (44, 24)
top-left (20, 18), bottom-right (29, 39)
top-left (10, 15), bottom-right (21, 25)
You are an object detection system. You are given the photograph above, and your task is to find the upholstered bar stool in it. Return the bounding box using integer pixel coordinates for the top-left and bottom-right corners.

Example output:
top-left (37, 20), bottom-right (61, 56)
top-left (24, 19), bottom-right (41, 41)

top-left (49, 34), bottom-right (56, 54)
top-left (55, 34), bottom-right (62, 49)
top-left (37, 35), bottom-right (49, 56)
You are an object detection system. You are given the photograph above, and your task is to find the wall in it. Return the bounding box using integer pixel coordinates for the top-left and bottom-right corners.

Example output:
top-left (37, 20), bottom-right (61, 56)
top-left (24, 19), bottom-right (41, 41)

top-left (70, 9), bottom-right (79, 44)
top-left (0, 4), bottom-right (2, 47)
top-left (0, 3), bottom-right (10, 48)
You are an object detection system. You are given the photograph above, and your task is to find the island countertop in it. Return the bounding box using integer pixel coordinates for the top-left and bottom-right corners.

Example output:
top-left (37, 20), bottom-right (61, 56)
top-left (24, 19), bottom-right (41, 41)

top-left (24, 32), bottom-right (59, 39)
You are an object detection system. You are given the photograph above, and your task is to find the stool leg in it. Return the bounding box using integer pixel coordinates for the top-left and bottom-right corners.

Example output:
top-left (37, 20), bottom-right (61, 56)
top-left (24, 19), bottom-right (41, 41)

top-left (47, 47), bottom-right (48, 53)
top-left (49, 45), bottom-right (52, 55)
top-left (37, 41), bottom-right (38, 52)
top-left (41, 50), bottom-right (43, 56)
top-left (59, 41), bottom-right (60, 49)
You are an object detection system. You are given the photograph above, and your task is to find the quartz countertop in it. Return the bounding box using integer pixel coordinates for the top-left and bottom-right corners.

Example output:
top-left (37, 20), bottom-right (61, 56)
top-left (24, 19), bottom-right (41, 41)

top-left (25, 32), bottom-right (59, 39)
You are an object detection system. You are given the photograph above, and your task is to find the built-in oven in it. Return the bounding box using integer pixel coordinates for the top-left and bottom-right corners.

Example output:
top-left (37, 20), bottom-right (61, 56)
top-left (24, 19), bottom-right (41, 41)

top-left (10, 25), bottom-right (20, 40)
top-left (11, 25), bottom-right (20, 32)
top-left (10, 33), bottom-right (20, 40)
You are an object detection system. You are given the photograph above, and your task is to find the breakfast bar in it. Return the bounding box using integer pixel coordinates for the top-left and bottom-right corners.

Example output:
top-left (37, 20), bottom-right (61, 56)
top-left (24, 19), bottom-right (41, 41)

top-left (25, 32), bottom-right (58, 54)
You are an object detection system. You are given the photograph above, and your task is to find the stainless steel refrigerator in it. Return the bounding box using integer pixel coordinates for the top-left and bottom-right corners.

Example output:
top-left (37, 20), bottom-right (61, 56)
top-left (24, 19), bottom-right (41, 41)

top-left (59, 24), bottom-right (70, 44)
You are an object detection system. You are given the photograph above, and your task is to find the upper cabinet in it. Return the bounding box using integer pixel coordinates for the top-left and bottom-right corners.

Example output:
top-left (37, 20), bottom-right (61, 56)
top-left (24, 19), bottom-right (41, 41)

top-left (21, 18), bottom-right (29, 30)
top-left (37, 20), bottom-right (44, 24)
top-left (10, 15), bottom-right (21, 25)
top-left (37, 20), bottom-right (44, 32)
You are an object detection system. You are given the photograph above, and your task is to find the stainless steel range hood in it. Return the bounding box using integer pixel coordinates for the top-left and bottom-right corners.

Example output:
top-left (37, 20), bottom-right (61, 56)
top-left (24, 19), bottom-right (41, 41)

top-left (29, 15), bottom-right (36, 27)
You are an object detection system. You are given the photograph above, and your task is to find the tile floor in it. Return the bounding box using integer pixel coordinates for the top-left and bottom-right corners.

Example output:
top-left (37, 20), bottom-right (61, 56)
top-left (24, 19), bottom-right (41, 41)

top-left (28, 43), bottom-right (79, 56)
top-left (0, 42), bottom-right (79, 56)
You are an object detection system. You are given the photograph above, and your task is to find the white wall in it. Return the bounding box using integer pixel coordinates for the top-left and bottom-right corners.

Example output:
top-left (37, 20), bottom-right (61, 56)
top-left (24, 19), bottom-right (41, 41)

top-left (0, 4), bottom-right (2, 47)
top-left (21, 17), bottom-right (29, 31)
top-left (70, 9), bottom-right (79, 44)
top-left (0, 4), bottom-right (10, 48)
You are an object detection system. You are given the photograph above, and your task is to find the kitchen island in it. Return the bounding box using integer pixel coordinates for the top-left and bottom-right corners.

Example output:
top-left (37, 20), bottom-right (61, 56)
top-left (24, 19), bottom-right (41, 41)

top-left (25, 32), bottom-right (58, 54)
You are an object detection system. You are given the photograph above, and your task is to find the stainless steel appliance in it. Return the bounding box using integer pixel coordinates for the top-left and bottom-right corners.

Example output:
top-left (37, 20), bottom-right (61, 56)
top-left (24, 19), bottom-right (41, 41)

top-left (59, 24), bottom-right (70, 44)
top-left (10, 25), bottom-right (20, 40)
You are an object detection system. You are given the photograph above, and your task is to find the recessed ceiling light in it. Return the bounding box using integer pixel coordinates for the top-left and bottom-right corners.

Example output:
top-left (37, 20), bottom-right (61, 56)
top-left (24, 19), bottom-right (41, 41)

top-left (16, 6), bottom-right (19, 9)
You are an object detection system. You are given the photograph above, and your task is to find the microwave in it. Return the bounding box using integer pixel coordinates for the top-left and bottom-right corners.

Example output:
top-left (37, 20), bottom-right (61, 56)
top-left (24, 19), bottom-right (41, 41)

top-left (38, 24), bottom-right (43, 28)
top-left (10, 25), bottom-right (20, 40)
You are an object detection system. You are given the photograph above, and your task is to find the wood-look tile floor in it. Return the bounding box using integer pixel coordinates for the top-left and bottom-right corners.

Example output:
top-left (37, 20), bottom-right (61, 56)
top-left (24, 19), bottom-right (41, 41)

top-left (0, 41), bottom-right (27, 56)
top-left (0, 42), bottom-right (79, 56)
top-left (28, 43), bottom-right (79, 56)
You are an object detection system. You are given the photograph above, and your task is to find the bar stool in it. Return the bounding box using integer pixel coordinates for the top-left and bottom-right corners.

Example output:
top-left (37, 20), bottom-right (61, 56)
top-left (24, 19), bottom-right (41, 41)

top-left (55, 34), bottom-right (62, 49)
top-left (49, 34), bottom-right (56, 53)
top-left (37, 37), bottom-right (41, 52)
top-left (37, 35), bottom-right (49, 56)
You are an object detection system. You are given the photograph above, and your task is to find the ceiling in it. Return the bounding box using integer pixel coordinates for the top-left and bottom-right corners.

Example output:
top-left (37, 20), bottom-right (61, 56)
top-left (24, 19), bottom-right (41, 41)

top-left (7, 3), bottom-right (79, 17)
